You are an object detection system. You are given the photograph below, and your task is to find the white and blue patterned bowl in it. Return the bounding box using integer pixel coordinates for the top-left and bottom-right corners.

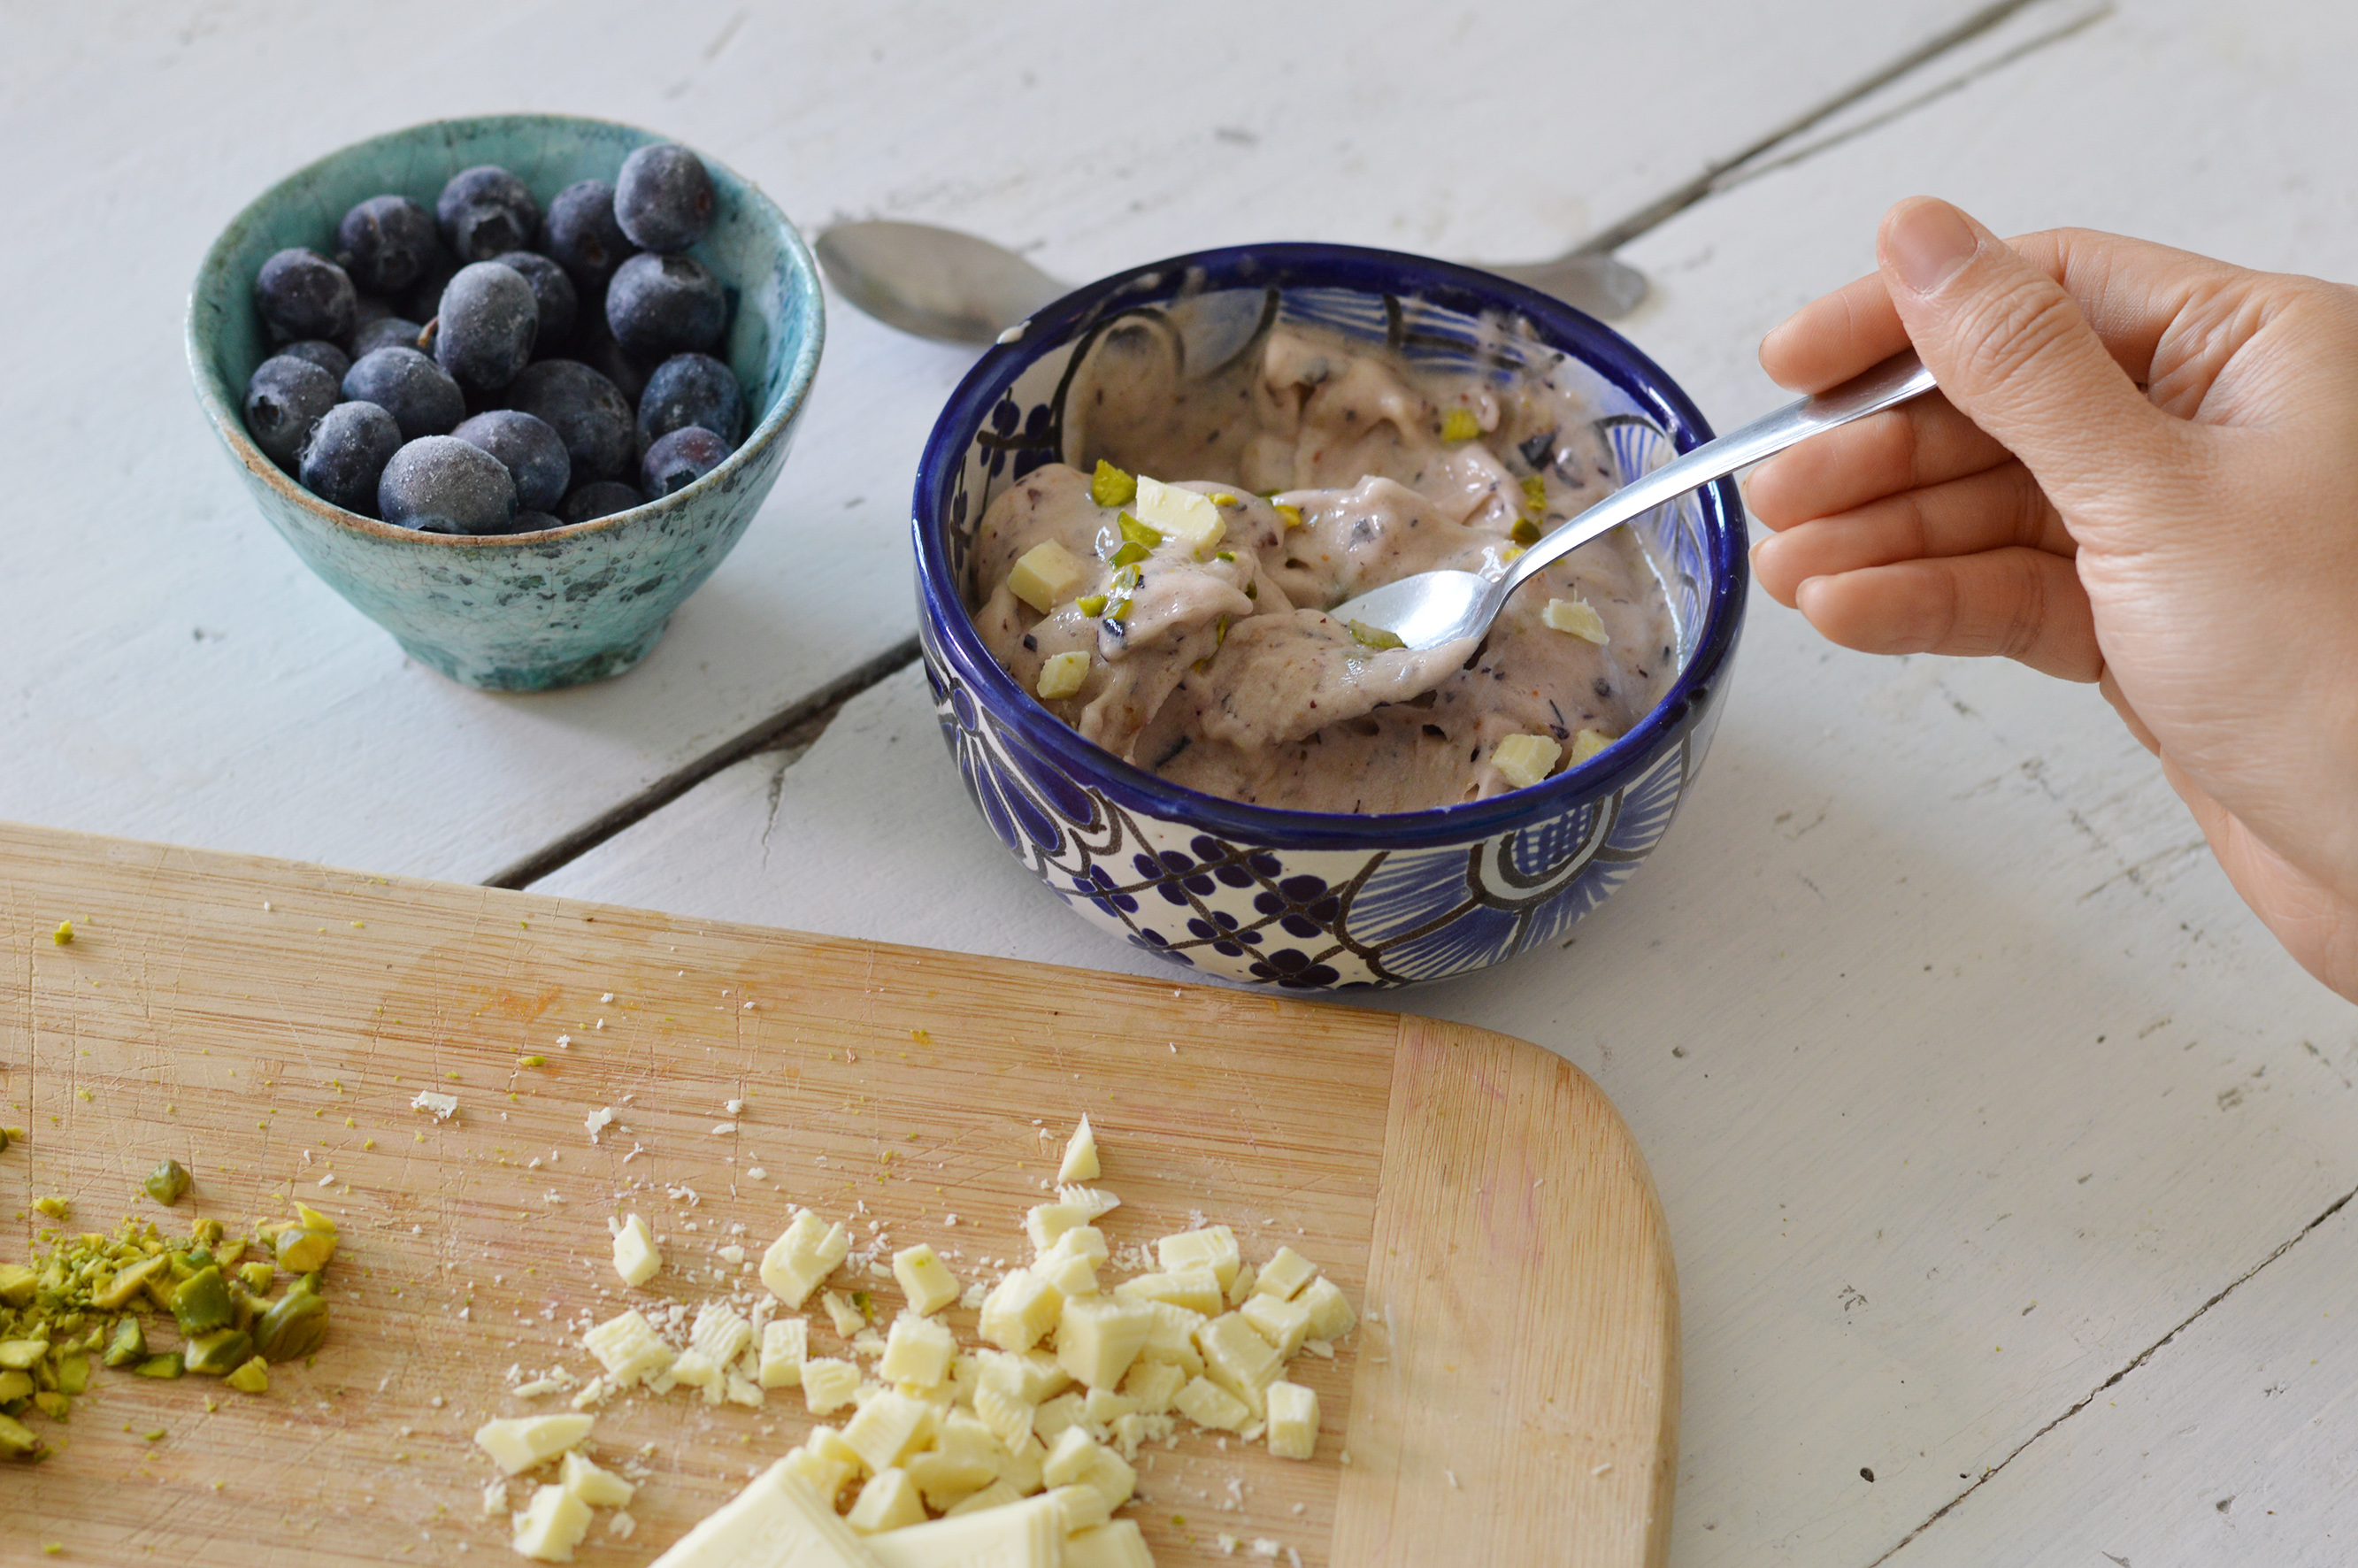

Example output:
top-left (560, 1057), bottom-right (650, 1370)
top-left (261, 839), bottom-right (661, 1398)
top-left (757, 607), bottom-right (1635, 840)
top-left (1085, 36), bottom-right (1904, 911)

top-left (912, 245), bottom-right (1745, 989)
top-left (188, 115), bottom-right (824, 691)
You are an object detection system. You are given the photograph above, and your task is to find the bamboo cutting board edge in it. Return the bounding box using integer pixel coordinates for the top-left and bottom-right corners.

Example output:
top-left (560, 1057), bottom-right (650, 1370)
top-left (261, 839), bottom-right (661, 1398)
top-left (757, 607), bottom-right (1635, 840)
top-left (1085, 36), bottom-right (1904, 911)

top-left (0, 821), bottom-right (1676, 1566)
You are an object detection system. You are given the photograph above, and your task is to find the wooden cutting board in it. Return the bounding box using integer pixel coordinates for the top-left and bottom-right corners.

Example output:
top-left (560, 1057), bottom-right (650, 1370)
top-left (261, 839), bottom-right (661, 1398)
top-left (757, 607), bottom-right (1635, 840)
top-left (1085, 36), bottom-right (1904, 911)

top-left (0, 822), bottom-right (1677, 1566)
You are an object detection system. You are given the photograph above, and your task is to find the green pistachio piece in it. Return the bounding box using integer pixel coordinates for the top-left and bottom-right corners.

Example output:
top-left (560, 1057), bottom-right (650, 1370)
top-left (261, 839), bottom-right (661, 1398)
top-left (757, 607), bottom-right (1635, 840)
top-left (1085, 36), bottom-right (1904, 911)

top-left (1075, 594), bottom-right (1108, 618)
top-left (237, 1262), bottom-right (275, 1295)
top-left (1108, 541), bottom-right (1151, 568)
top-left (134, 1352), bottom-right (183, 1380)
top-left (143, 1159), bottom-right (191, 1207)
top-left (92, 1253), bottom-right (168, 1311)
top-left (0, 1266), bottom-right (35, 1309)
top-left (30, 1391), bottom-right (68, 1422)
top-left (1089, 460), bottom-right (1137, 509)
top-left (0, 1370), bottom-right (31, 1403)
top-left (102, 1318), bottom-right (145, 1369)
top-left (253, 1285), bottom-right (329, 1364)
top-left (0, 1410), bottom-right (39, 1456)
top-left (225, 1357), bottom-right (269, 1395)
top-left (1509, 516), bottom-right (1541, 546)
top-left (0, 1341), bottom-right (48, 1372)
top-left (183, 1327), bottom-right (253, 1378)
top-left (1348, 620), bottom-right (1407, 651)
top-left (169, 1266), bottom-right (232, 1337)
top-left (274, 1225), bottom-right (335, 1275)
top-left (53, 1355), bottom-right (87, 1397)
top-left (1116, 512), bottom-right (1163, 550)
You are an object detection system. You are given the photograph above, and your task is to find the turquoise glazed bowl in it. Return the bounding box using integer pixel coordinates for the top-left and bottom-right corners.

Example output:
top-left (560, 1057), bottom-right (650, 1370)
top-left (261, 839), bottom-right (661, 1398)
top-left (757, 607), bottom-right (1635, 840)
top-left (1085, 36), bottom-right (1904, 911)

top-left (188, 116), bottom-right (824, 690)
top-left (913, 245), bottom-right (1746, 988)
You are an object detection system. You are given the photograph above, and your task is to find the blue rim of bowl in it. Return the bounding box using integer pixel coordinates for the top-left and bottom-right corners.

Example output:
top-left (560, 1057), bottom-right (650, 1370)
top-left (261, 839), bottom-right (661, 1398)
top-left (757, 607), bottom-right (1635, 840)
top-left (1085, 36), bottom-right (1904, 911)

top-left (913, 241), bottom-right (1747, 854)
top-left (184, 113), bottom-right (826, 547)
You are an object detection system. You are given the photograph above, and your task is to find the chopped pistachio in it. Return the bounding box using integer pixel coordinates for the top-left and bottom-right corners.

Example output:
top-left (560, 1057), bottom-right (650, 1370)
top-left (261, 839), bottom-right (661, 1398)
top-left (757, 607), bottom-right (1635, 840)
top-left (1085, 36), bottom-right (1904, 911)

top-left (1116, 512), bottom-right (1163, 550)
top-left (1440, 408), bottom-right (1481, 442)
top-left (143, 1159), bottom-right (192, 1207)
top-left (50, 921), bottom-right (72, 945)
top-left (1273, 503), bottom-right (1303, 530)
top-left (134, 1353), bottom-right (183, 1380)
top-left (0, 1341), bottom-right (49, 1372)
top-left (183, 1327), bottom-right (253, 1378)
top-left (254, 1280), bottom-right (328, 1364)
top-left (54, 1354), bottom-right (87, 1396)
top-left (237, 1262), bottom-right (274, 1295)
top-left (0, 1266), bottom-right (35, 1308)
top-left (1509, 516), bottom-right (1541, 546)
top-left (1214, 550), bottom-right (1236, 562)
top-left (1108, 541), bottom-right (1151, 568)
top-left (1075, 594), bottom-right (1108, 618)
top-left (1210, 493), bottom-right (1238, 506)
top-left (0, 1127), bottom-right (9, 1154)
top-left (0, 1369), bottom-right (30, 1403)
top-left (170, 1267), bottom-right (232, 1337)
top-left (1519, 473), bottom-right (1548, 510)
top-left (30, 1391), bottom-right (67, 1421)
top-left (1347, 620), bottom-right (1406, 652)
top-left (225, 1357), bottom-right (268, 1395)
top-left (92, 1254), bottom-right (167, 1311)
top-left (32, 1197), bottom-right (66, 1221)
top-left (1035, 652), bottom-right (1090, 702)
top-left (0, 1411), bottom-right (39, 1456)
top-left (274, 1223), bottom-right (335, 1275)
top-left (1088, 460), bottom-right (1137, 508)
top-left (102, 1319), bottom-right (144, 1368)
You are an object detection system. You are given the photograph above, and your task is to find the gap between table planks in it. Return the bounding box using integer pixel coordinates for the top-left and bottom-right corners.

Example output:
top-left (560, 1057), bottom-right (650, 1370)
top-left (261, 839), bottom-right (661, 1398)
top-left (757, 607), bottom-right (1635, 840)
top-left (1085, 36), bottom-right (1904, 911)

top-left (0, 822), bottom-right (1677, 1566)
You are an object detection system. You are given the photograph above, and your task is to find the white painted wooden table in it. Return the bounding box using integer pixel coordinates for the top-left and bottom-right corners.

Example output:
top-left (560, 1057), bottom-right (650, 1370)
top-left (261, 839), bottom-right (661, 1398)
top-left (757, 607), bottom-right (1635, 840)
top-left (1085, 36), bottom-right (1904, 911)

top-left (8, 0), bottom-right (2357, 1562)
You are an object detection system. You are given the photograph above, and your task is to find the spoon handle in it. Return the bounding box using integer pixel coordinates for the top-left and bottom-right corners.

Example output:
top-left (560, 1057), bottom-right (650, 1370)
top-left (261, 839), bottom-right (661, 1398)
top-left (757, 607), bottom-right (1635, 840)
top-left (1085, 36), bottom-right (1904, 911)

top-left (1502, 349), bottom-right (1939, 597)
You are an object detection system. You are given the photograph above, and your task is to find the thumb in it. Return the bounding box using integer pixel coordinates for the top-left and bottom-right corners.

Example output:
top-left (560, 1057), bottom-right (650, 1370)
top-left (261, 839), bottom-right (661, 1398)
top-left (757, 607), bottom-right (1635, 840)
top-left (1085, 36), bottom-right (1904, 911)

top-left (1878, 197), bottom-right (2172, 517)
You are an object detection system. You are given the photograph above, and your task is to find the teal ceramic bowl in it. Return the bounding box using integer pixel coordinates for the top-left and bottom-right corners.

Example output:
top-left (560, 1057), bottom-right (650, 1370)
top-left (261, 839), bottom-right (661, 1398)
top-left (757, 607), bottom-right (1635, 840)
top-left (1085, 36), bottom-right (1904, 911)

top-left (188, 115), bottom-right (824, 690)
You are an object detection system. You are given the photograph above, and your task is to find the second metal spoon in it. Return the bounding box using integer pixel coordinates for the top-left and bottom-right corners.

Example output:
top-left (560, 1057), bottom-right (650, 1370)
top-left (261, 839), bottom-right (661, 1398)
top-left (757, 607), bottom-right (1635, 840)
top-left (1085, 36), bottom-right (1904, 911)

top-left (1329, 350), bottom-right (1941, 651)
top-left (814, 219), bottom-right (1651, 344)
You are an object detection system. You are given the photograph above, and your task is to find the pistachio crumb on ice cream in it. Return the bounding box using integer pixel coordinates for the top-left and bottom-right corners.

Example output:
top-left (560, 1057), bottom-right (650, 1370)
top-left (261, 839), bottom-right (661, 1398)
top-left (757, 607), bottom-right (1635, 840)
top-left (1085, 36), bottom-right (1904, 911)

top-left (969, 320), bottom-right (1678, 812)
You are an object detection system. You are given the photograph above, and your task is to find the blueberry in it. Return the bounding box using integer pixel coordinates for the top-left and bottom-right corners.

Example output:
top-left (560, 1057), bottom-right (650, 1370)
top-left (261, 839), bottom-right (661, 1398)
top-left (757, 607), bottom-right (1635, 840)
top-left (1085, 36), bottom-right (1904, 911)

top-left (560, 480), bottom-right (644, 524)
top-left (396, 246), bottom-right (461, 324)
top-left (342, 347), bottom-right (466, 440)
top-left (351, 315), bottom-right (426, 358)
top-left (641, 426), bottom-right (733, 497)
top-left (491, 250), bottom-right (578, 345)
top-left (505, 510), bottom-right (565, 534)
top-left (431, 262), bottom-right (539, 391)
top-left (613, 144), bottom-right (716, 254)
top-left (277, 339), bottom-right (352, 381)
top-left (453, 410), bottom-right (571, 512)
top-left (637, 351), bottom-right (746, 452)
top-left (254, 249), bottom-right (356, 343)
top-left (334, 195), bottom-right (440, 294)
top-left (605, 252), bottom-right (726, 359)
top-left (242, 354), bottom-right (342, 470)
top-left (298, 401), bottom-right (403, 515)
top-left (506, 359), bottom-right (634, 482)
top-left (435, 165), bottom-right (541, 263)
top-left (544, 179), bottom-right (636, 289)
top-left (379, 435), bottom-right (518, 534)
top-left (572, 322), bottom-right (650, 406)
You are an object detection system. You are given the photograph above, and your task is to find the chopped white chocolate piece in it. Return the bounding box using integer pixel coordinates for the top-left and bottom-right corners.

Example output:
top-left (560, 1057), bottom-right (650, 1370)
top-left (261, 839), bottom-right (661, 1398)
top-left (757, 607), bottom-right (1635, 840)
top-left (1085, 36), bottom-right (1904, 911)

top-left (1571, 726), bottom-right (1617, 765)
top-left (976, 1348), bottom-right (1071, 1405)
top-left (511, 1482), bottom-right (592, 1562)
top-left (1039, 1249), bottom-right (1099, 1301)
top-left (977, 1268), bottom-right (1061, 1352)
top-left (972, 1382), bottom-right (1037, 1452)
top-left (641, 1463), bottom-right (874, 1568)
top-left (1055, 1184), bottom-right (1121, 1218)
top-left (1033, 1391), bottom-right (1086, 1446)
top-left (1041, 1426), bottom-right (1100, 1488)
top-left (611, 1214), bottom-right (660, 1287)
top-left (1007, 540), bottom-right (1087, 614)
top-left (824, 1289), bottom-right (870, 1339)
top-left (905, 1447), bottom-right (997, 1511)
top-left (608, 1511), bottom-right (636, 1541)
top-left (1253, 1246), bottom-right (1317, 1303)
top-left (1540, 595), bottom-right (1610, 643)
top-left (475, 1413), bottom-right (595, 1475)
top-left (879, 1312), bottom-right (956, 1387)
top-left (891, 1244), bottom-right (961, 1317)
top-left (1299, 1276), bottom-right (1357, 1341)
top-left (863, 1494), bottom-right (1062, 1568)
top-left (778, 1428), bottom-right (859, 1507)
top-left (801, 1357), bottom-right (862, 1415)
top-left (1082, 1386), bottom-right (1139, 1429)
top-left (1054, 1295), bottom-right (1155, 1390)
top-left (1057, 1115), bottom-right (1101, 1184)
top-left (1039, 1225), bottom-right (1110, 1268)
top-left (1196, 1313), bottom-right (1281, 1417)
top-left (1266, 1380), bottom-right (1318, 1460)
top-left (1225, 1263), bottom-right (1257, 1309)
top-left (1046, 1481), bottom-right (1113, 1534)
top-left (670, 1349), bottom-right (721, 1392)
top-left (847, 1467), bottom-right (926, 1533)
top-left (1133, 476), bottom-right (1225, 552)
top-left (937, 1410), bottom-right (1000, 1469)
top-left (1135, 1300), bottom-right (1208, 1375)
top-left (944, 1480), bottom-right (1024, 1518)
top-left (411, 1090), bottom-right (458, 1120)
top-left (1155, 1226), bottom-right (1240, 1289)
top-left (1492, 733), bottom-right (1563, 789)
top-left (1115, 1267), bottom-right (1222, 1318)
top-left (1119, 1358), bottom-right (1187, 1417)
top-left (1023, 1203), bottom-right (1091, 1254)
top-left (842, 1388), bottom-right (934, 1475)
top-left (1172, 1375), bottom-right (1251, 1432)
top-left (1110, 1410), bottom-right (1175, 1459)
top-left (761, 1210), bottom-right (851, 1309)
top-left (1065, 1521), bottom-right (1156, 1568)
top-left (691, 1300), bottom-right (754, 1366)
top-left (1240, 1293), bottom-right (1314, 1359)
top-left (1034, 651), bottom-right (1090, 701)
top-left (760, 1317), bottom-right (810, 1388)
top-left (996, 1433), bottom-right (1047, 1495)
top-left (482, 1480), bottom-right (508, 1517)
top-left (559, 1449), bottom-right (635, 1509)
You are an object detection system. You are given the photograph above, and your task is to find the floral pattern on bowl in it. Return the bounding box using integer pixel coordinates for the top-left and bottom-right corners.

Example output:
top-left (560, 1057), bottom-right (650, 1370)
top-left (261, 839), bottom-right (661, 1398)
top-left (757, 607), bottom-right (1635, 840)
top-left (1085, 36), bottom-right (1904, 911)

top-left (912, 245), bottom-right (1745, 988)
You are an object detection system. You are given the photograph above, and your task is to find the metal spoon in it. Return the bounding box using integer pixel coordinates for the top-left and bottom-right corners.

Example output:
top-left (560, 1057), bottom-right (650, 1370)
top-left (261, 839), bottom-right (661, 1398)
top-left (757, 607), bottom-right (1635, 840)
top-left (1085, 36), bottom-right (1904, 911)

top-left (813, 219), bottom-right (1651, 344)
top-left (1328, 350), bottom-right (1941, 650)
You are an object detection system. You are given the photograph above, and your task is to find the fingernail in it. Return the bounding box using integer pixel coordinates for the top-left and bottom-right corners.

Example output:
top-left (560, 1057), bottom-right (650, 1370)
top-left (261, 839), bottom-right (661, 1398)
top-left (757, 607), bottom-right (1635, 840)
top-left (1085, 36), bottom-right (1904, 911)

top-left (1884, 200), bottom-right (1978, 296)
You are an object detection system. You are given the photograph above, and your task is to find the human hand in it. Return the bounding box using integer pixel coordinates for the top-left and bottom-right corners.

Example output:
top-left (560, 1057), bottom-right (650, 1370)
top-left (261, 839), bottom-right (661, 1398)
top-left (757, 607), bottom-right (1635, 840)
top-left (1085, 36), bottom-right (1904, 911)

top-left (1744, 196), bottom-right (2358, 999)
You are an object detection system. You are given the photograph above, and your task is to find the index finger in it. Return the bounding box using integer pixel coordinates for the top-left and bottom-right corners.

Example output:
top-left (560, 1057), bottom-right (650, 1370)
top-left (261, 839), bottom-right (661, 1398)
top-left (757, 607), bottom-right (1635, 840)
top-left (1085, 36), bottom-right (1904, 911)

top-left (1758, 210), bottom-right (2264, 394)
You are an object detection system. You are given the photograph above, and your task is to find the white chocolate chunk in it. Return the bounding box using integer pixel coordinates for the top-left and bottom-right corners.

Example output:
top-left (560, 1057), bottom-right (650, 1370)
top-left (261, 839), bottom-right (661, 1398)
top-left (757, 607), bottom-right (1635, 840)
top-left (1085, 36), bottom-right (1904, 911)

top-left (824, 1290), bottom-right (870, 1339)
top-left (691, 1299), bottom-right (754, 1366)
top-left (559, 1449), bottom-right (635, 1509)
top-left (905, 1447), bottom-right (998, 1511)
top-left (1253, 1246), bottom-right (1317, 1303)
top-left (641, 1462), bottom-right (878, 1568)
top-left (975, 1347), bottom-right (1071, 1404)
top-left (1266, 1380), bottom-right (1319, 1460)
top-left (973, 1382), bottom-right (1037, 1452)
top-left (1007, 540), bottom-right (1087, 614)
top-left (842, 1388), bottom-right (934, 1475)
top-left (1115, 1267), bottom-right (1222, 1318)
top-left (1055, 1184), bottom-right (1121, 1218)
top-left (474, 1413), bottom-right (595, 1475)
top-left (671, 1349), bottom-right (721, 1390)
top-left (879, 1312), bottom-right (956, 1387)
top-left (944, 1480), bottom-right (1024, 1518)
top-left (1046, 1482), bottom-right (1112, 1534)
top-left (1038, 1226), bottom-right (1109, 1269)
top-left (1135, 1300), bottom-right (1208, 1375)
top-left (1571, 726), bottom-right (1617, 765)
top-left (1039, 1249), bottom-right (1099, 1301)
top-left (778, 1427), bottom-right (859, 1509)
top-left (1154, 1226), bottom-right (1240, 1289)
top-left (1493, 733), bottom-right (1563, 789)
top-left (1195, 1313), bottom-right (1281, 1417)
top-left (1299, 1276), bottom-right (1357, 1341)
top-left (611, 1214), bottom-right (660, 1287)
top-left (1023, 1203), bottom-right (1091, 1254)
top-left (1240, 1293), bottom-right (1313, 1359)
top-left (1065, 1521), bottom-right (1156, 1568)
top-left (762, 1210), bottom-right (851, 1309)
top-left (1540, 596), bottom-right (1609, 643)
top-left (1171, 1375), bottom-right (1251, 1432)
top-left (802, 1357), bottom-right (862, 1416)
top-left (1054, 1295), bottom-right (1156, 1390)
top-left (760, 1316), bottom-right (810, 1388)
top-left (511, 1482), bottom-right (592, 1562)
top-left (847, 1467), bottom-right (926, 1533)
top-left (1133, 477), bottom-right (1225, 551)
top-left (1057, 1115), bottom-right (1100, 1184)
top-left (1035, 651), bottom-right (1090, 701)
top-left (891, 1244), bottom-right (961, 1317)
top-left (863, 1494), bottom-right (1062, 1568)
top-left (1119, 1358), bottom-right (1186, 1417)
top-left (977, 1268), bottom-right (1061, 1352)
top-left (582, 1311), bottom-right (674, 1385)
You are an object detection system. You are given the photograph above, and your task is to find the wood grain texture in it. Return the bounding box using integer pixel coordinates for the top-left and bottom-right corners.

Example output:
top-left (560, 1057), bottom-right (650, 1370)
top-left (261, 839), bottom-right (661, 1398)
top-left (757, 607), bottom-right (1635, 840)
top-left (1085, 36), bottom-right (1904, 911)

top-left (0, 822), bottom-right (1675, 1565)
top-left (0, 0), bottom-right (1995, 882)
